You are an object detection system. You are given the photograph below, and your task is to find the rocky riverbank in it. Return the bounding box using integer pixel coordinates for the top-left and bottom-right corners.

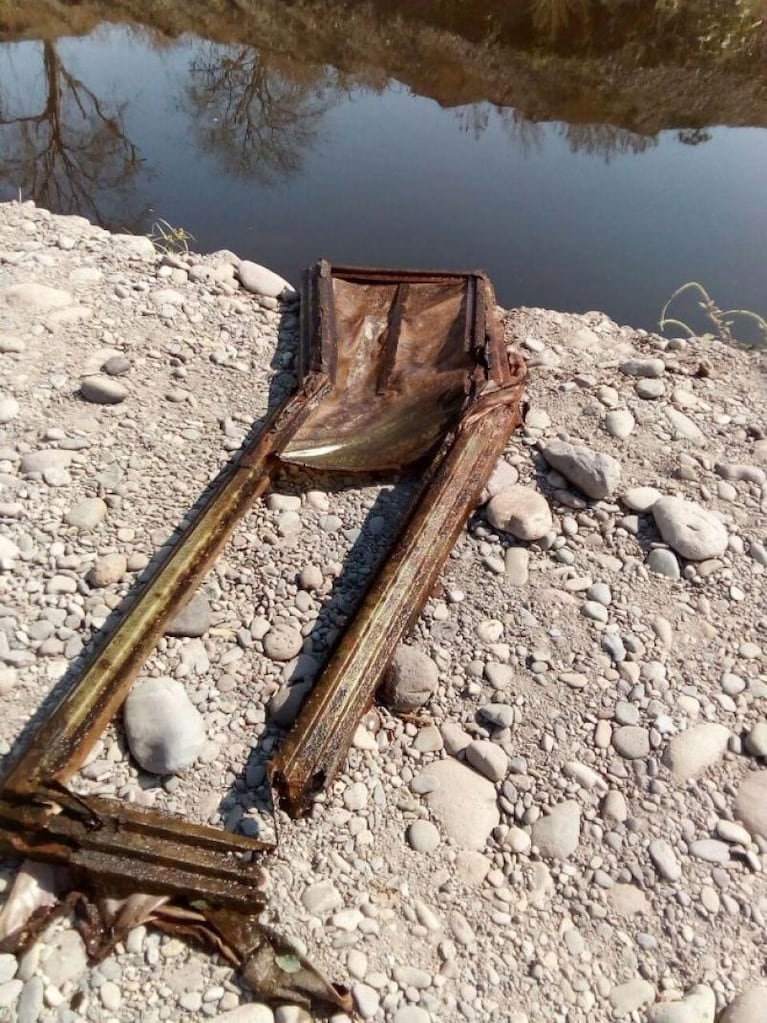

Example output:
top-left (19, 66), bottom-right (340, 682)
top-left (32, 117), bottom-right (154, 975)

top-left (0, 199), bottom-right (766, 1023)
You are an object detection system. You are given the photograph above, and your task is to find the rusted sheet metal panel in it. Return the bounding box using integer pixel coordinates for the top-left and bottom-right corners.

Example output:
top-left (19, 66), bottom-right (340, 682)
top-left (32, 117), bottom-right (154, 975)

top-left (270, 261), bottom-right (525, 812)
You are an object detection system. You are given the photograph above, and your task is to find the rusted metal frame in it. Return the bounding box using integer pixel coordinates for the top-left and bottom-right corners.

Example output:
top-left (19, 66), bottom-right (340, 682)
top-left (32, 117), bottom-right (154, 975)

top-left (269, 398), bottom-right (521, 813)
top-left (269, 270), bottom-right (525, 813)
top-left (1, 381), bottom-right (330, 798)
top-left (0, 371), bottom-right (334, 908)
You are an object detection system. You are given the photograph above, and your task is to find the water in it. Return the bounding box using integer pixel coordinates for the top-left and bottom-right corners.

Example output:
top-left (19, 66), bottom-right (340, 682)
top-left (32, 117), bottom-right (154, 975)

top-left (1, 9), bottom-right (765, 337)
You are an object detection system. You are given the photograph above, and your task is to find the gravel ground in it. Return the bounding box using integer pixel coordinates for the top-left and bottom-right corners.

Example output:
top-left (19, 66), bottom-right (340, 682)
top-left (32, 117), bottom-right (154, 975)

top-left (0, 200), bottom-right (766, 1023)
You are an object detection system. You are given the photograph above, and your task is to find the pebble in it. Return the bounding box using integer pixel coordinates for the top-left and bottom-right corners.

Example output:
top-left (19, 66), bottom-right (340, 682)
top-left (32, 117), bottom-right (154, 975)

top-left (605, 409), bottom-right (635, 438)
top-left (301, 880), bottom-right (342, 916)
top-left (466, 739), bottom-right (509, 782)
top-left (407, 820), bottom-right (440, 853)
top-left (646, 985), bottom-right (716, 1023)
top-left (636, 378), bottom-right (665, 399)
top-left (236, 260), bottom-right (295, 298)
top-left (65, 497), bottom-right (108, 529)
top-left (268, 681), bottom-right (312, 727)
top-left (20, 448), bottom-right (72, 475)
top-left (608, 884), bottom-right (649, 916)
top-left (649, 839), bottom-right (682, 882)
top-left (531, 800), bottom-right (580, 859)
top-left (663, 723), bottom-right (730, 781)
top-left (263, 624), bottom-right (304, 661)
top-left (166, 593), bottom-right (212, 637)
top-left (715, 820), bottom-right (751, 845)
top-left (381, 645), bottom-right (439, 711)
top-left (2, 281), bottom-right (72, 310)
top-left (720, 986), bottom-right (767, 1023)
top-left (541, 440), bottom-right (621, 499)
top-left (87, 552), bottom-right (127, 587)
top-left (612, 725), bottom-right (650, 759)
top-left (393, 1008), bottom-right (430, 1023)
top-left (581, 600), bottom-right (608, 623)
top-left (620, 356), bottom-right (665, 378)
top-left (651, 497), bottom-right (727, 560)
top-left (123, 676), bottom-right (206, 774)
top-left (478, 703), bottom-right (515, 729)
top-left (485, 485), bottom-right (552, 541)
top-left (210, 1008), bottom-right (274, 1023)
top-left (0, 956), bottom-right (16, 984)
top-left (623, 485), bottom-right (662, 511)
top-left (602, 790), bottom-right (628, 824)
top-left (504, 547), bottom-right (529, 585)
top-left (735, 770), bottom-right (767, 838)
top-left (647, 548), bottom-right (681, 579)
top-left (609, 977), bottom-right (655, 1014)
top-left (40, 931), bottom-right (87, 986)
top-left (690, 839), bottom-right (729, 863)
top-left (352, 983), bottom-right (380, 1019)
top-left (0, 396), bottom-right (19, 423)
top-left (80, 374), bottom-right (128, 404)
top-left (744, 721), bottom-right (767, 757)
top-left (424, 759), bottom-right (499, 850)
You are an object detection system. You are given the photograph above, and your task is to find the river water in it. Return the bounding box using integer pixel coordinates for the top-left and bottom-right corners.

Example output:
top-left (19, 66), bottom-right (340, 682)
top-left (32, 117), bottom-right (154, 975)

top-left (1, 7), bottom-right (765, 337)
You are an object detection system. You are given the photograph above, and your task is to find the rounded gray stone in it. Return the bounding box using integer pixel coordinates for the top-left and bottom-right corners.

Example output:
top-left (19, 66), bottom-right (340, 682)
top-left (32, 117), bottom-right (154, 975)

top-left (268, 681), bottom-right (312, 727)
top-left (613, 725), bottom-right (650, 759)
top-left (424, 759), bottom-right (499, 850)
top-left (466, 739), bottom-right (509, 782)
top-left (531, 800), bottom-right (581, 859)
top-left (647, 547), bottom-right (681, 579)
top-left (541, 440), bottom-right (621, 499)
top-left (664, 723), bottom-right (729, 781)
top-left (263, 624), bottom-right (304, 662)
top-left (646, 985), bottom-right (715, 1023)
top-left (236, 260), bottom-right (295, 298)
top-left (381, 645), bottom-right (439, 712)
top-left (735, 770), bottom-right (767, 838)
top-left (407, 820), bottom-right (440, 853)
top-left (165, 593), bottom-right (212, 638)
top-left (124, 676), bottom-right (206, 774)
top-left (652, 497), bottom-right (727, 561)
top-left (486, 485), bottom-right (552, 541)
top-left (720, 986), bottom-right (767, 1023)
top-left (744, 722), bottom-right (767, 757)
top-left (80, 375), bottom-right (128, 404)
top-left (65, 497), bottom-right (108, 529)
top-left (605, 409), bottom-right (635, 439)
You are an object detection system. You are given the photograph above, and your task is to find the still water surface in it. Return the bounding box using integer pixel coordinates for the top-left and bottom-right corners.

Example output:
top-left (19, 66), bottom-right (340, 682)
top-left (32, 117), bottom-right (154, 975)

top-left (1, 20), bottom-right (765, 335)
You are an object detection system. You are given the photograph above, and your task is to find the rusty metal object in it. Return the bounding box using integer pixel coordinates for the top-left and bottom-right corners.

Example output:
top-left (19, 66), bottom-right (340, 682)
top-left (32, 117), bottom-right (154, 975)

top-left (0, 260), bottom-right (525, 1006)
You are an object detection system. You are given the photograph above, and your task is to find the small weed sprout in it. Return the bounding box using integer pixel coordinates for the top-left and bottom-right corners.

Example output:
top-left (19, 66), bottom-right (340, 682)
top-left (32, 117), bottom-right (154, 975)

top-left (148, 218), bottom-right (195, 254)
top-left (660, 281), bottom-right (767, 347)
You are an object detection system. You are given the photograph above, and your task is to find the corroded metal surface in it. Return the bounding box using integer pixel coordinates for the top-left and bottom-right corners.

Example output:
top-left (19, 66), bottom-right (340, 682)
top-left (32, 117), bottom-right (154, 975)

top-left (0, 260), bottom-right (525, 1008)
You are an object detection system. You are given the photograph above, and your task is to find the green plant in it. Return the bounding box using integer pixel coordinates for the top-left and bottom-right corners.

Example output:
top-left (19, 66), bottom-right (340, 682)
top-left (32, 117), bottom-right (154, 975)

top-left (148, 217), bottom-right (195, 254)
top-left (659, 281), bottom-right (767, 347)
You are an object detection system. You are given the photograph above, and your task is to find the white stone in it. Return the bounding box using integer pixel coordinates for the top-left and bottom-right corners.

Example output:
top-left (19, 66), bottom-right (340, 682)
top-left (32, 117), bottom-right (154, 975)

top-left (381, 645), bottom-right (438, 711)
top-left (646, 985), bottom-right (716, 1023)
top-left (541, 440), bottom-right (621, 499)
top-left (665, 407), bottom-right (705, 443)
top-left (531, 800), bottom-right (581, 859)
top-left (209, 1008), bottom-right (274, 1023)
top-left (111, 233), bottom-right (157, 260)
top-left (720, 986), bottom-right (767, 1023)
top-left (664, 723), bottom-right (729, 781)
top-left (623, 486), bottom-right (662, 511)
top-left (652, 497), bottom-right (727, 560)
top-left (649, 839), bottom-right (681, 882)
top-left (124, 676), bottom-right (206, 774)
top-left (735, 770), bottom-right (767, 838)
top-left (609, 977), bottom-right (655, 1014)
top-left (80, 375), bottom-right (128, 404)
top-left (486, 485), bottom-right (552, 541)
top-left (466, 740), bottom-right (508, 782)
top-left (263, 624), bottom-right (303, 661)
top-left (2, 282), bottom-right (72, 311)
top-left (424, 759), bottom-right (499, 850)
top-left (744, 722), bottom-right (767, 757)
top-left (605, 409), bottom-right (635, 439)
top-left (65, 497), bottom-right (108, 529)
top-left (237, 261), bottom-right (295, 298)
top-left (0, 397), bottom-right (19, 424)
top-left (407, 820), bottom-right (440, 853)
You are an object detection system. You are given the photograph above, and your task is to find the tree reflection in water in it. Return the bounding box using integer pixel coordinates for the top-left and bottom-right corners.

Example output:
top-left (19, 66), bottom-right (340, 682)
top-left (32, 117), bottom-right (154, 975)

top-left (0, 41), bottom-right (146, 230)
top-left (184, 45), bottom-right (339, 185)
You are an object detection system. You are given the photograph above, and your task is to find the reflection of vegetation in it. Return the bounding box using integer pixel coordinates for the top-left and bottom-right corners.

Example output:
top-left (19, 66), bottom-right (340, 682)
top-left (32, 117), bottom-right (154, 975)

top-left (559, 122), bottom-right (658, 160)
top-left (184, 45), bottom-right (338, 185)
top-left (660, 281), bottom-right (767, 347)
top-left (0, 40), bottom-right (146, 229)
